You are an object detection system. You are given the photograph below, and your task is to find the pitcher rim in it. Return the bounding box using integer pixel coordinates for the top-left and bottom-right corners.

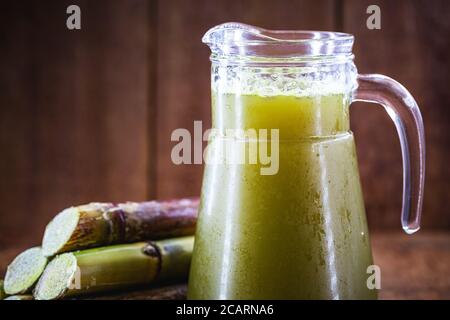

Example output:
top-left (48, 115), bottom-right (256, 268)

top-left (203, 22), bottom-right (354, 61)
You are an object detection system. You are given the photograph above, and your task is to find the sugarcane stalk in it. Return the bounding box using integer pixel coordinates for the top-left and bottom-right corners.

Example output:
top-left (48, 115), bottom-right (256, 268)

top-left (42, 198), bottom-right (198, 257)
top-left (4, 247), bottom-right (48, 295)
top-left (0, 280), bottom-right (6, 299)
top-left (34, 236), bottom-right (194, 300)
top-left (4, 295), bottom-right (34, 300)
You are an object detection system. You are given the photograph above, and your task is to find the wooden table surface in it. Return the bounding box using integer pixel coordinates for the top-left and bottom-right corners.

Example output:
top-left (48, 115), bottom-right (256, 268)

top-left (1, 231), bottom-right (449, 300)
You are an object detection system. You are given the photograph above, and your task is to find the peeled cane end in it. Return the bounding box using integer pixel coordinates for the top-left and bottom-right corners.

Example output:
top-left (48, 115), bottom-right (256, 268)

top-left (4, 247), bottom-right (48, 295)
top-left (4, 295), bottom-right (33, 300)
top-left (42, 207), bottom-right (80, 257)
top-left (34, 253), bottom-right (77, 300)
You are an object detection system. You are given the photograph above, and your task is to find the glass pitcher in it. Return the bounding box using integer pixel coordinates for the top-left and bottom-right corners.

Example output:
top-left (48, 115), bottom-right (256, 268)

top-left (188, 23), bottom-right (425, 300)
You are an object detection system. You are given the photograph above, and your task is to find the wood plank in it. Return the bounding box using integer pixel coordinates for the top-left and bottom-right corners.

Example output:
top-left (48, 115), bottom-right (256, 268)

top-left (372, 231), bottom-right (450, 300)
top-left (82, 284), bottom-right (187, 300)
top-left (342, 0), bottom-right (450, 229)
top-left (155, 0), bottom-right (337, 198)
top-left (0, 0), bottom-right (448, 250)
top-left (0, 0), bottom-right (154, 248)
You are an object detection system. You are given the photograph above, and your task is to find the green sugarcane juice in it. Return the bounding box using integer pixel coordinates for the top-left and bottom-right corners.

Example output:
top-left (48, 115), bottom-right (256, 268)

top-left (188, 93), bottom-right (376, 299)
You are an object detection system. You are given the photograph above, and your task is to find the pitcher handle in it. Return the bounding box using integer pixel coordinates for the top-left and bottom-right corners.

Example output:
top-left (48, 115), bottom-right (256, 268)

top-left (352, 74), bottom-right (425, 234)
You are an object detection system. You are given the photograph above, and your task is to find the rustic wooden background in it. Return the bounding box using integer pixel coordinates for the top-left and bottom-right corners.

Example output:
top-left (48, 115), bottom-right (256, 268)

top-left (0, 0), bottom-right (449, 249)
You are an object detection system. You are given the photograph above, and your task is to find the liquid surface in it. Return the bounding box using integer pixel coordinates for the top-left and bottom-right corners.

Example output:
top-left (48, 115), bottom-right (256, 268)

top-left (188, 94), bottom-right (376, 299)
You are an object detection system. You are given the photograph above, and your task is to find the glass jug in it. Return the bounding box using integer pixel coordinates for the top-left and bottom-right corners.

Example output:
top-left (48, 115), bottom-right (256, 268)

top-left (188, 23), bottom-right (425, 299)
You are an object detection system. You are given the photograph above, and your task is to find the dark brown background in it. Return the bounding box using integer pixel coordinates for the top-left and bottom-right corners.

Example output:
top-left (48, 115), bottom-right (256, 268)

top-left (0, 0), bottom-right (449, 249)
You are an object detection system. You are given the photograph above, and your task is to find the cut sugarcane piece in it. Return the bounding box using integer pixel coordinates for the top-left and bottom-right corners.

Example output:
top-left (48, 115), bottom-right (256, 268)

top-left (41, 203), bottom-right (114, 257)
top-left (34, 236), bottom-right (194, 300)
top-left (4, 247), bottom-right (48, 295)
top-left (42, 198), bottom-right (198, 257)
top-left (4, 295), bottom-right (33, 300)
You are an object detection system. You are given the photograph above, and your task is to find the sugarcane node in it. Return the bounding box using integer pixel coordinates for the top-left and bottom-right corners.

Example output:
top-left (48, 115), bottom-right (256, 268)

top-left (142, 242), bottom-right (160, 259)
top-left (4, 247), bottom-right (48, 295)
top-left (153, 237), bottom-right (195, 283)
top-left (143, 242), bottom-right (163, 280)
top-left (105, 207), bottom-right (127, 243)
